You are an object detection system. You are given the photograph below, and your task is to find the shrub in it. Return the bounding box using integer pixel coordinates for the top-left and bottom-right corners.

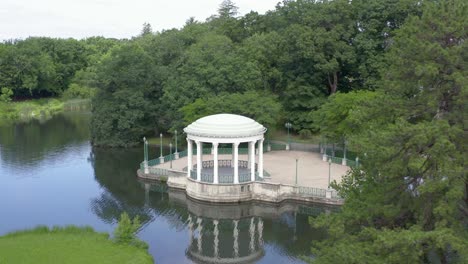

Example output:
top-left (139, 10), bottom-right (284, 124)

top-left (62, 84), bottom-right (96, 99)
top-left (113, 212), bottom-right (148, 249)
top-left (0, 87), bottom-right (13, 102)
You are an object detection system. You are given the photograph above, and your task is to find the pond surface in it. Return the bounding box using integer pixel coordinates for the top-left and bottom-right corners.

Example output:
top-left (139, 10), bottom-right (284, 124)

top-left (0, 113), bottom-right (332, 264)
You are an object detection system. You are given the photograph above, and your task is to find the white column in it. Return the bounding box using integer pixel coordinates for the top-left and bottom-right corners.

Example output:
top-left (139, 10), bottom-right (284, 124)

top-left (250, 141), bottom-right (255, 181)
top-left (196, 141), bottom-right (202, 181)
top-left (187, 139), bottom-right (192, 178)
top-left (197, 217), bottom-right (203, 253)
top-left (200, 142), bottom-right (203, 163)
top-left (213, 142), bottom-right (219, 184)
top-left (234, 142), bottom-right (239, 184)
top-left (249, 217), bottom-right (255, 253)
top-left (213, 220), bottom-right (219, 258)
top-left (259, 139), bottom-right (264, 178)
top-left (231, 147), bottom-right (235, 168)
top-left (247, 142), bottom-right (252, 169)
top-left (233, 220), bottom-right (239, 257)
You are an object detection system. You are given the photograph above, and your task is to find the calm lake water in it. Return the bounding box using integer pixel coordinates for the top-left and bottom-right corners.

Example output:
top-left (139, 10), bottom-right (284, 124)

top-left (0, 112), bottom-right (332, 264)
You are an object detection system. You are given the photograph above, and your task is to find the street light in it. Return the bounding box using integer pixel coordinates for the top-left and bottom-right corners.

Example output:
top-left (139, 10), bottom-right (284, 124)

top-left (295, 158), bottom-right (298, 185)
top-left (159, 133), bottom-right (163, 158)
top-left (285, 122), bottom-right (292, 149)
top-left (174, 130), bottom-right (178, 154)
top-left (143, 137), bottom-right (148, 162)
top-left (328, 157), bottom-right (332, 189)
top-left (169, 143), bottom-right (173, 169)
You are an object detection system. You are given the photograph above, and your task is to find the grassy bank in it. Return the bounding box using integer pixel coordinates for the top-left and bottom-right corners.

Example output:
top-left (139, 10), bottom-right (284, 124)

top-left (0, 226), bottom-right (153, 264)
top-left (0, 98), bottom-right (90, 122)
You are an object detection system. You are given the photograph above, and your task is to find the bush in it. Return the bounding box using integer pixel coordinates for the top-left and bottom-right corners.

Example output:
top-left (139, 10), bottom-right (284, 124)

top-left (113, 212), bottom-right (148, 249)
top-left (0, 87), bottom-right (13, 102)
top-left (62, 84), bottom-right (96, 99)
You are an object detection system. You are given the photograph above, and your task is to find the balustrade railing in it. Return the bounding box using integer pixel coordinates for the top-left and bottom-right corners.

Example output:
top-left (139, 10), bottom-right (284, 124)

top-left (148, 167), bottom-right (168, 176)
top-left (239, 172), bottom-right (251, 183)
top-left (219, 174), bottom-right (234, 183)
top-left (297, 186), bottom-right (327, 198)
top-left (200, 173), bottom-right (213, 183)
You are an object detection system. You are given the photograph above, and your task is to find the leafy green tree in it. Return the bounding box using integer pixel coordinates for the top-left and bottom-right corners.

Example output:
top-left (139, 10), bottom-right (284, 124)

top-left (180, 90), bottom-right (282, 130)
top-left (218, 0), bottom-right (238, 19)
top-left (311, 90), bottom-right (379, 140)
top-left (114, 212), bottom-right (147, 249)
top-left (161, 33), bottom-right (262, 128)
top-left (140, 22), bottom-right (153, 36)
top-left (311, 1), bottom-right (468, 263)
top-left (91, 42), bottom-right (163, 147)
top-left (351, 0), bottom-right (423, 88)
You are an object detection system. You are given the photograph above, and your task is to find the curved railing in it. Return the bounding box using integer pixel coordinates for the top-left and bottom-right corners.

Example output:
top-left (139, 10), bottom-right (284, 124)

top-left (188, 170), bottom-right (253, 184)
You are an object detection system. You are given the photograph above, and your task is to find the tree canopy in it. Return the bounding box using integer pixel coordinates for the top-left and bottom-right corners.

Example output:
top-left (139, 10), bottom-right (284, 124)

top-left (311, 0), bottom-right (467, 262)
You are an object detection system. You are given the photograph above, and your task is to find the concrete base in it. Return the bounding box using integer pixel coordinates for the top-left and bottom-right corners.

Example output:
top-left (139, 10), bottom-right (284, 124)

top-left (267, 145), bottom-right (271, 152)
top-left (286, 144), bottom-right (290, 151)
top-left (159, 156), bottom-right (164, 164)
top-left (322, 154), bottom-right (328, 161)
top-left (186, 178), bottom-right (253, 203)
top-left (342, 159), bottom-right (347, 166)
top-left (174, 152), bottom-right (179, 159)
top-left (326, 189), bottom-right (333, 199)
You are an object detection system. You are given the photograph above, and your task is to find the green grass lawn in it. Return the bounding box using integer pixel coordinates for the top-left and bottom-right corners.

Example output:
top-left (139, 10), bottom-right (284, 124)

top-left (0, 98), bottom-right (91, 122)
top-left (0, 226), bottom-right (153, 264)
top-left (0, 98), bottom-right (64, 121)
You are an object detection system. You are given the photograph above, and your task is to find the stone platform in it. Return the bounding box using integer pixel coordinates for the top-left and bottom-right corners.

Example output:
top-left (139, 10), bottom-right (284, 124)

top-left (152, 151), bottom-right (349, 189)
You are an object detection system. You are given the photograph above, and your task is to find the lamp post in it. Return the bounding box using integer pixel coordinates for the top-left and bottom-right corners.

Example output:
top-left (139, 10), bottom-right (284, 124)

top-left (285, 122), bottom-right (292, 150)
top-left (295, 158), bottom-right (298, 185)
top-left (143, 137), bottom-right (148, 162)
top-left (328, 157), bottom-right (332, 189)
top-left (342, 139), bottom-right (347, 166)
top-left (159, 133), bottom-right (164, 164)
top-left (143, 137), bottom-right (149, 174)
top-left (174, 130), bottom-right (179, 159)
top-left (159, 133), bottom-right (163, 158)
top-left (170, 143), bottom-right (173, 169)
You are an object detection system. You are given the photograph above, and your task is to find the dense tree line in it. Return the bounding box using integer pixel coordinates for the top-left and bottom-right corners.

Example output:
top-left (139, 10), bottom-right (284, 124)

top-left (0, 37), bottom-right (119, 99)
top-left (0, 0), bottom-right (424, 146)
top-left (85, 0), bottom-right (423, 147)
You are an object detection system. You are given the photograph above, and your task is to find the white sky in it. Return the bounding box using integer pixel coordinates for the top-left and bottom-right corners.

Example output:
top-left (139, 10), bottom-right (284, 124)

top-left (0, 0), bottom-right (280, 41)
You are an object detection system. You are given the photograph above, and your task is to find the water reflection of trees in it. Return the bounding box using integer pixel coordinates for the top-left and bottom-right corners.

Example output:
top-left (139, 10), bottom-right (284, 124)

top-left (90, 146), bottom-right (154, 225)
top-left (0, 112), bottom-right (90, 169)
top-left (90, 145), bottom-right (334, 261)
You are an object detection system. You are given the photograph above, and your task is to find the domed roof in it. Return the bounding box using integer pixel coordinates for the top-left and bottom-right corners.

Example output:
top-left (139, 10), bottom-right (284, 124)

top-left (184, 114), bottom-right (266, 138)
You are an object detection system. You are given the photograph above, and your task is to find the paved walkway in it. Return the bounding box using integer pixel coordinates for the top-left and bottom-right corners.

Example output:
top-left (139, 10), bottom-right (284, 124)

top-left (154, 150), bottom-right (349, 189)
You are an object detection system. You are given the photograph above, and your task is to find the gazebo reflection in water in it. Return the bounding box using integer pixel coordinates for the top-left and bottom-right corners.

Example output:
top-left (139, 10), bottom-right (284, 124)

top-left (186, 214), bottom-right (264, 264)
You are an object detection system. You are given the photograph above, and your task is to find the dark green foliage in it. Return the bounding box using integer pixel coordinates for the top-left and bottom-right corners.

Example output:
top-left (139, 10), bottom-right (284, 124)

top-left (0, 1), bottom-right (424, 146)
top-left (90, 41), bottom-right (163, 147)
top-left (180, 90), bottom-right (282, 129)
top-left (311, 1), bottom-right (468, 262)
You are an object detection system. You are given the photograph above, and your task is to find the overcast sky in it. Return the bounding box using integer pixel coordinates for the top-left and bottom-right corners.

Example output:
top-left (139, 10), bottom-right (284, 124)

top-left (0, 0), bottom-right (280, 41)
